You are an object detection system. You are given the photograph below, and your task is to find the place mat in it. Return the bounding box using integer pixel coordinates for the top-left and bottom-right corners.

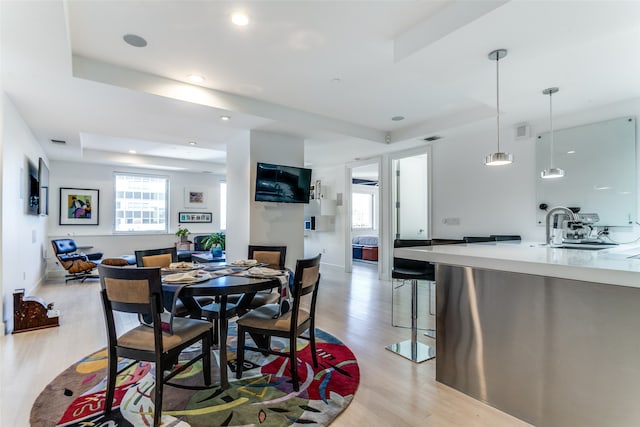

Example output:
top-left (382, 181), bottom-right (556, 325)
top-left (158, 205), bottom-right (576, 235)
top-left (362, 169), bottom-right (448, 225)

top-left (162, 270), bottom-right (212, 284)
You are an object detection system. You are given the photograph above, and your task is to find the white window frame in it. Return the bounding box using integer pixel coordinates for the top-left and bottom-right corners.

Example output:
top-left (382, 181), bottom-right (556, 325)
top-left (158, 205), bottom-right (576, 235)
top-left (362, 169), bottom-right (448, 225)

top-left (113, 172), bottom-right (169, 234)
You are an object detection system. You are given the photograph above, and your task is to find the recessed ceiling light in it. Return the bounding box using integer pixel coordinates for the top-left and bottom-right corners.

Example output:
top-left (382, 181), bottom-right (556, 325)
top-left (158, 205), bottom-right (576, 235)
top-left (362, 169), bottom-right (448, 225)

top-left (187, 74), bottom-right (205, 83)
top-left (391, 116), bottom-right (405, 121)
top-left (123, 34), bottom-right (147, 48)
top-left (331, 78), bottom-right (341, 84)
top-left (128, 149), bottom-right (137, 154)
top-left (231, 13), bottom-right (249, 26)
top-left (189, 141), bottom-right (197, 146)
top-left (567, 150), bottom-right (576, 154)
top-left (220, 115), bottom-right (231, 121)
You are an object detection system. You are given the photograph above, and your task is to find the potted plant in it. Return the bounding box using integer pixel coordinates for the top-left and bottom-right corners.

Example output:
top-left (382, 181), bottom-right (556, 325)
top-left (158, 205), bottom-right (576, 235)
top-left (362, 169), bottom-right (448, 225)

top-left (202, 232), bottom-right (225, 257)
top-left (175, 226), bottom-right (191, 243)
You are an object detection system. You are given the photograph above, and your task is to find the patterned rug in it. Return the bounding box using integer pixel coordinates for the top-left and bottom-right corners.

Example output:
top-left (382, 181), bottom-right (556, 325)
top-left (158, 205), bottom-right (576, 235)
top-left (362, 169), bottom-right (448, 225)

top-left (30, 324), bottom-right (359, 426)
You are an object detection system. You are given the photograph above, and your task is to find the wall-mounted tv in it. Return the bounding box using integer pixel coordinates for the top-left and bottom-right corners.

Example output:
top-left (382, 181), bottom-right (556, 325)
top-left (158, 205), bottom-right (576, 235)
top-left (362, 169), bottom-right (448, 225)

top-left (27, 160), bottom-right (39, 215)
top-left (255, 162), bottom-right (312, 204)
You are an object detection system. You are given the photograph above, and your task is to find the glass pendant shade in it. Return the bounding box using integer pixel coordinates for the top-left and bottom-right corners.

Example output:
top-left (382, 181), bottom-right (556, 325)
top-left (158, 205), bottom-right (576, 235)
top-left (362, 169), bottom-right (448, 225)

top-left (485, 49), bottom-right (512, 166)
top-left (541, 167), bottom-right (565, 179)
top-left (485, 152), bottom-right (514, 166)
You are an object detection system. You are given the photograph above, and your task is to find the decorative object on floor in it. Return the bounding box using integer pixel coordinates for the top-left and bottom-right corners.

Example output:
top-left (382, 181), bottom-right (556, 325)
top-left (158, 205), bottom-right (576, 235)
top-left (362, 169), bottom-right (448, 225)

top-left (12, 288), bottom-right (59, 333)
top-left (30, 325), bottom-right (359, 427)
top-left (59, 187), bottom-right (99, 225)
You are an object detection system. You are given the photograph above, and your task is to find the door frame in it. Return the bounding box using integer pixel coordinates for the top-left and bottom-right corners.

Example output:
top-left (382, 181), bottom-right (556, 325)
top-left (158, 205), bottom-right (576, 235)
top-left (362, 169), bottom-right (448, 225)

top-left (344, 158), bottom-right (382, 277)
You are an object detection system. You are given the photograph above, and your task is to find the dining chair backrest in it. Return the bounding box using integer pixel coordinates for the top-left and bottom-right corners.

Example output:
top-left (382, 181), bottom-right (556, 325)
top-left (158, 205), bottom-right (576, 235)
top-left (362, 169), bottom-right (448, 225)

top-left (291, 253), bottom-right (321, 316)
top-left (248, 245), bottom-right (287, 270)
top-left (134, 247), bottom-right (178, 268)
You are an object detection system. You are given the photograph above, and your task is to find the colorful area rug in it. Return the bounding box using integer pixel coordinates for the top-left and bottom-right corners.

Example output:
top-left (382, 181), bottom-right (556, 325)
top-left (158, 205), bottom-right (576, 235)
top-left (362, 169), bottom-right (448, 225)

top-left (30, 324), bottom-right (359, 426)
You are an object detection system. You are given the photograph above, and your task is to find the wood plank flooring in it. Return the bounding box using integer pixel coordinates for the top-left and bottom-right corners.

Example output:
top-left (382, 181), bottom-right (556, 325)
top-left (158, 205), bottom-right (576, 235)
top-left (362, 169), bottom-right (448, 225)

top-left (1, 263), bottom-right (530, 426)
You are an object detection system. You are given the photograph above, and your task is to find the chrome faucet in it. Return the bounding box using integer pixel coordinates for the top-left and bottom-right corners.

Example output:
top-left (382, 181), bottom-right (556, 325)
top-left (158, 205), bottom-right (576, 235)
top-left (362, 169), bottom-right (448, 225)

top-left (545, 206), bottom-right (577, 245)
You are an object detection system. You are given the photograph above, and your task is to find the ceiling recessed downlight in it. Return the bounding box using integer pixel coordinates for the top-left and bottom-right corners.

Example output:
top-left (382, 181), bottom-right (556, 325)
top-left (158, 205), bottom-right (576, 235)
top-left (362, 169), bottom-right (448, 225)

top-left (220, 115), bottom-right (231, 121)
top-left (128, 149), bottom-right (137, 154)
top-left (189, 141), bottom-right (197, 146)
top-left (187, 74), bottom-right (205, 83)
top-left (123, 34), bottom-right (147, 47)
top-left (231, 13), bottom-right (249, 26)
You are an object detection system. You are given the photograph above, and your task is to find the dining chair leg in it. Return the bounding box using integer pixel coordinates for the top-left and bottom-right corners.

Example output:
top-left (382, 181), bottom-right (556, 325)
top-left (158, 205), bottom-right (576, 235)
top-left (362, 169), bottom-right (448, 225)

top-left (235, 327), bottom-right (246, 380)
top-left (309, 325), bottom-right (318, 368)
top-left (290, 336), bottom-right (299, 391)
top-left (219, 317), bottom-right (229, 389)
top-left (154, 355), bottom-right (163, 427)
top-left (203, 332), bottom-right (212, 385)
top-left (104, 347), bottom-right (117, 415)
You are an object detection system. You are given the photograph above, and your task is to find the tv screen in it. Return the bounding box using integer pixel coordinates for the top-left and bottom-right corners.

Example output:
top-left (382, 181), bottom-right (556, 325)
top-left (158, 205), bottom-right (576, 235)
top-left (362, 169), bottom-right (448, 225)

top-left (27, 160), bottom-right (39, 215)
top-left (255, 162), bottom-right (312, 204)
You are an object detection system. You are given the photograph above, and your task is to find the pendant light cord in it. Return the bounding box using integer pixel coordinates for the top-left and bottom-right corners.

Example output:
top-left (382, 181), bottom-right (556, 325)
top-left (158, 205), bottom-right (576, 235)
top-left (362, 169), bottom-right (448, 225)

top-left (496, 55), bottom-right (501, 152)
top-left (549, 90), bottom-right (554, 168)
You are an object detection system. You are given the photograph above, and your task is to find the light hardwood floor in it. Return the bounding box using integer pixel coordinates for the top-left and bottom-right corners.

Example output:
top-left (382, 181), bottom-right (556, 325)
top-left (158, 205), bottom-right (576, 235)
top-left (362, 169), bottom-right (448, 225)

top-left (1, 263), bottom-right (530, 427)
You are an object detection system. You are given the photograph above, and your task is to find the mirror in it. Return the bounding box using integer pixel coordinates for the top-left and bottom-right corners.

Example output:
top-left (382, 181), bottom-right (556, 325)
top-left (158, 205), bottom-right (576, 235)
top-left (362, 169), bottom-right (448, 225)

top-left (536, 116), bottom-right (636, 226)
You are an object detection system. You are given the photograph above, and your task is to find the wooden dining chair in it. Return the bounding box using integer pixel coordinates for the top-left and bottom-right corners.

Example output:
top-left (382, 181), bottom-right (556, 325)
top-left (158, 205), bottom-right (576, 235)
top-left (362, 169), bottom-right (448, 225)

top-left (134, 247), bottom-right (178, 268)
top-left (98, 264), bottom-right (213, 427)
top-left (235, 253), bottom-right (321, 391)
top-left (244, 245), bottom-right (287, 307)
top-left (134, 247), bottom-right (214, 317)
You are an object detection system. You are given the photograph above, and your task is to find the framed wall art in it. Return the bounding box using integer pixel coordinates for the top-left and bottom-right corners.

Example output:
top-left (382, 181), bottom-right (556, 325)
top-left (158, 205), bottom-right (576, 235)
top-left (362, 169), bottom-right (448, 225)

top-left (179, 212), bottom-right (212, 223)
top-left (59, 187), bottom-right (99, 225)
top-left (184, 187), bottom-right (208, 209)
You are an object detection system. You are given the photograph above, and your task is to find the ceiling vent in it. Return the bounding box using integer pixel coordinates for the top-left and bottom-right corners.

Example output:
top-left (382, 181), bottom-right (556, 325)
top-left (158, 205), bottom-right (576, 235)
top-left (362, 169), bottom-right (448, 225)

top-left (423, 135), bottom-right (442, 142)
top-left (50, 139), bottom-right (66, 144)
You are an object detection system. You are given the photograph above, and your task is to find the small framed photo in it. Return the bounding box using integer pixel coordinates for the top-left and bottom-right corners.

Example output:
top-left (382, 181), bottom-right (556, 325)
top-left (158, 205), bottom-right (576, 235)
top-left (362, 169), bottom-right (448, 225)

top-left (184, 187), bottom-right (208, 209)
top-left (59, 188), bottom-right (99, 225)
top-left (179, 212), bottom-right (212, 223)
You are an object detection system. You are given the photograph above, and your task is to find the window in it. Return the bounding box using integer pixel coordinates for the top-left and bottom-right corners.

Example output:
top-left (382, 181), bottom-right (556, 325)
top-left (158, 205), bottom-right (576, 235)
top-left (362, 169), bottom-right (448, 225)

top-left (352, 192), bottom-right (374, 229)
top-left (220, 181), bottom-right (227, 230)
top-left (114, 173), bottom-right (168, 233)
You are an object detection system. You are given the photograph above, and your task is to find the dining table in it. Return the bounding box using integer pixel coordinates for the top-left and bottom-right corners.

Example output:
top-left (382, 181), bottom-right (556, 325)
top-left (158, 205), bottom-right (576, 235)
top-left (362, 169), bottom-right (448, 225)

top-left (162, 271), bottom-right (281, 389)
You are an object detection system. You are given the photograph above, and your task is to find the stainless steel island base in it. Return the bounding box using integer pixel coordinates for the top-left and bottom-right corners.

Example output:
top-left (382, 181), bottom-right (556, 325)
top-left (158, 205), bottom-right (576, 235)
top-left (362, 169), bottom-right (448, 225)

top-left (436, 264), bottom-right (640, 427)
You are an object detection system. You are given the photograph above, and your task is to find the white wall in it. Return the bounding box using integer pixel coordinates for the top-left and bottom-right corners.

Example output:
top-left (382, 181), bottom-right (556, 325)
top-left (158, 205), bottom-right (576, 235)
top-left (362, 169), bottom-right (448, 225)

top-left (304, 165), bottom-right (347, 268)
top-left (2, 95), bottom-right (49, 333)
top-left (47, 160), bottom-right (224, 275)
top-left (431, 98), bottom-right (640, 242)
top-left (249, 131), bottom-right (305, 271)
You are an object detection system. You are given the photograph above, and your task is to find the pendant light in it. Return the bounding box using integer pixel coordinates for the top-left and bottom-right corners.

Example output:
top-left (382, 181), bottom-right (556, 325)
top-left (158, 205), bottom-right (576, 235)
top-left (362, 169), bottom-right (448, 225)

top-left (540, 87), bottom-right (564, 179)
top-left (485, 49), bottom-right (513, 166)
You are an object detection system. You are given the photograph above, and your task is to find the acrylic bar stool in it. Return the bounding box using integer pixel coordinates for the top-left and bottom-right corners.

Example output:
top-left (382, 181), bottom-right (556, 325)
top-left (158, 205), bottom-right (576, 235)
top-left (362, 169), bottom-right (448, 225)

top-left (386, 239), bottom-right (435, 363)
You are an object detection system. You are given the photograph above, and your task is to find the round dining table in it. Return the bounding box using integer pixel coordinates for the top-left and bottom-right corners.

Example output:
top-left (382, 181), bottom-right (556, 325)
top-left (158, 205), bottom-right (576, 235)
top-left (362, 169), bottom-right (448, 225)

top-left (163, 274), bottom-right (281, 389)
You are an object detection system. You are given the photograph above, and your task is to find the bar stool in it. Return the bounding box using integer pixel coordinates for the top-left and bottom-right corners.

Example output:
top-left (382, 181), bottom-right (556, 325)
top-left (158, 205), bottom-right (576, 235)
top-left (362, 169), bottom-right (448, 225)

top-left (386, 239), bottom-right (435, 363)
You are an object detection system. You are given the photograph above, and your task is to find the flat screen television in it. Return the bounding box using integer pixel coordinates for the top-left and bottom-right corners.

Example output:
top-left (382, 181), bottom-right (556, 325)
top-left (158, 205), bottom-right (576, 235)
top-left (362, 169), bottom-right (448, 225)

top-left (255, 162), bottom-right (312, 204)
top-left (27, 160), bottom-right (39, 215)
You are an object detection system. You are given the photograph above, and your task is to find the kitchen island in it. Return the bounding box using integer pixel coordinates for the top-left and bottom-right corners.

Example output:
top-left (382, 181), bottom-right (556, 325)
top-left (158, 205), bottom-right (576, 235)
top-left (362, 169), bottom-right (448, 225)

top-left (395, 241), bottom-right (640, 427)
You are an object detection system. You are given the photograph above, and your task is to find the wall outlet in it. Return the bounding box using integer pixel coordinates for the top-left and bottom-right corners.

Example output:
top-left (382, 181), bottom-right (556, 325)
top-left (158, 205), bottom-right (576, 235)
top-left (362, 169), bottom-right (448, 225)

top-left (443, 217), bottom-right (461, 225)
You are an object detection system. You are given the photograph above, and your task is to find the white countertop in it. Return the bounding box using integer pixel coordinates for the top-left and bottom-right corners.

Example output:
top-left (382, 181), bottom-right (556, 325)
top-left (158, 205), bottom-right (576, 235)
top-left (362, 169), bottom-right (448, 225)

top-left (394, 241), bottom-right (640, 288)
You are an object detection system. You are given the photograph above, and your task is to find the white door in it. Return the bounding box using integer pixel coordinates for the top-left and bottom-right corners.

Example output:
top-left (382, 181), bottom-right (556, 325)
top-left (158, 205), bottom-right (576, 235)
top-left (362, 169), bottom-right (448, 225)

top-left (392, 153), bottom-right (429, 240)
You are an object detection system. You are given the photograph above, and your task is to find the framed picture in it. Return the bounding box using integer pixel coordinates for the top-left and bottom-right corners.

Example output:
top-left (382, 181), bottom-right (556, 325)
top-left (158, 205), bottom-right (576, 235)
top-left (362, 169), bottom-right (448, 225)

top-left (179, 212), bottom-right (212, 223)
top-left (59, 188), bottom-right (99, 225)
top-left (184, 187), bottom-right (208, 209)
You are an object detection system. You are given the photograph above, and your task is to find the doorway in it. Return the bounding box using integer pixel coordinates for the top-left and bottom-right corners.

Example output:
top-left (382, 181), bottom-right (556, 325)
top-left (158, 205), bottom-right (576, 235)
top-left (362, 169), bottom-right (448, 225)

top-left (346, 160), bottom-right (381, 275)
